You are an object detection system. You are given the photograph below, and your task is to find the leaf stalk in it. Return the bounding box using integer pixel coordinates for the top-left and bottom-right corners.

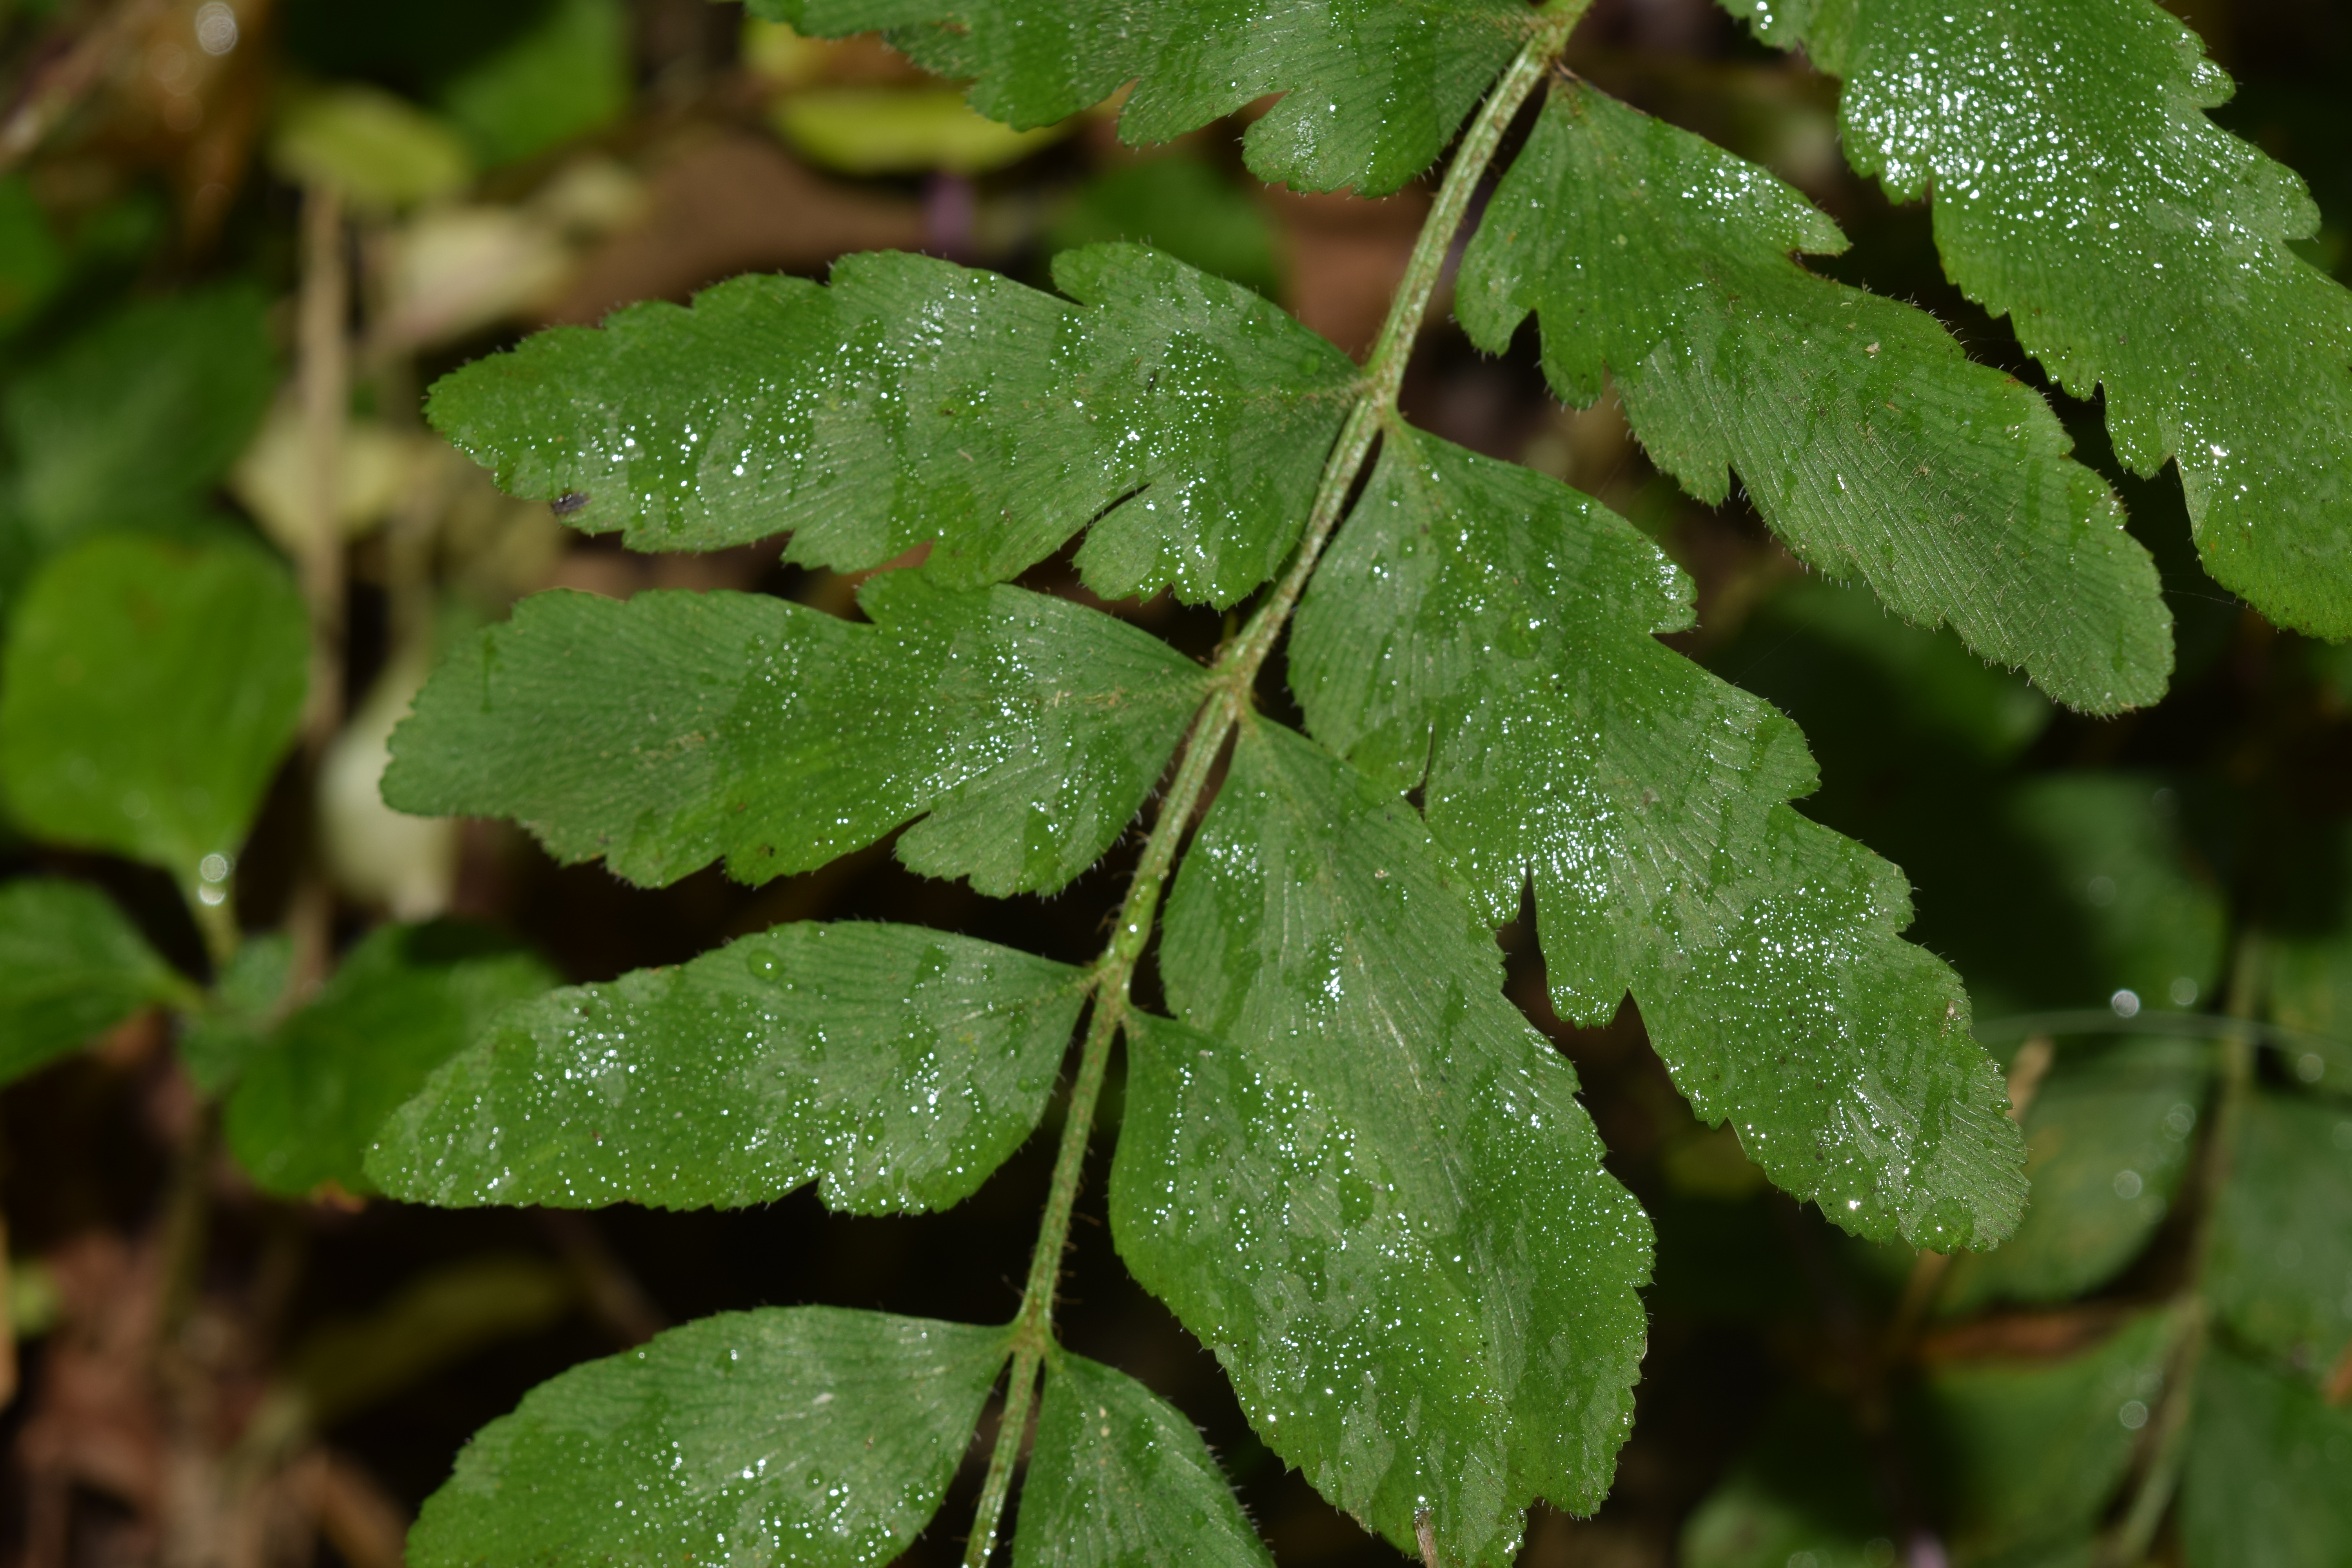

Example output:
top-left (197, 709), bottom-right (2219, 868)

top-left (956, 9), bottom-right (1590, 1563)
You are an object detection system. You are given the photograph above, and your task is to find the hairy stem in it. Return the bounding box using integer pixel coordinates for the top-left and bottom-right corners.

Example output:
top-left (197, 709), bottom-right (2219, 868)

top-left (961, 995), bottom-right (1122, 1568)
top-left (956, 13), bottom-right (1586, 1564)
top-left (1220, 9), bottom-right (1577, 683)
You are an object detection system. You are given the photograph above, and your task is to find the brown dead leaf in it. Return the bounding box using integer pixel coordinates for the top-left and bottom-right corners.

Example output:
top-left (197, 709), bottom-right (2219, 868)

top-left (1263, 184), bottom-right (1428, 360)
top-left (548, 131), bottom-right (924, 324)
top-left (16, 1234), bottom-right (168, 1544)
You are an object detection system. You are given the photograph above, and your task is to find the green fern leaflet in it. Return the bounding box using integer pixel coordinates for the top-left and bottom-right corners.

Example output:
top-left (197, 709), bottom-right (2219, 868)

top-left (368, 2), bottom-right (2352, 1563)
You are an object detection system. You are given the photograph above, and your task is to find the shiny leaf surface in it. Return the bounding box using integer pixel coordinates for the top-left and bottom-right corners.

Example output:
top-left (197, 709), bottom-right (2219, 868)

top-left (2207, 1089), bottom-right (2352, 1386)
top-left (370, 922), bottom-right (1083, 1213)
top-left (425, 244), bottom-right (1354, 606)
top-left (1457, 81), bottom-right (2169, 713)
top-left (225, 923), bottom-right (555, 1198)
top-left (408, 1307), bottom-right (1009, 1568)
top-left (1115, 719), bottom-right (1652, 1568)
top-left (0, 878), bottom-right (189, 1086)
top-left (755, 0), bottom-right (1531, 196)
top-left (1013, 1350), bottom-right (1273, 1568)
top-left (1940, 1037), bottom-right (2207, 1314)
top-left (0, 535), bottom-right (307, 901)
top-left (1290, 428), bottom-right (2024, 1249)
top-left (1728, 0), bottom-right (2352, 639)
top-left (2179, 1344), bottom-right (2352, 1568)
top-left (383, 573), bottom-right (1207, 894)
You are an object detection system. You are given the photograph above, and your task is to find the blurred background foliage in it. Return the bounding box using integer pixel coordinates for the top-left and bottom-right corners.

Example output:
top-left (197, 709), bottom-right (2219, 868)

top-left (0, 0), bottom-right (2346, 1565)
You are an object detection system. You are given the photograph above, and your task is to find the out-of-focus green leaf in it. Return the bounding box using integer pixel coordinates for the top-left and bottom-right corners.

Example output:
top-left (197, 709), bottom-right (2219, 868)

top-left (271, 85), bottom-right (474, 211)
top-left (280, 0), bottom-right (554, 92)
top-left (1679, 1400), bottom-right (1890, 1568)
top-left (223, 923), bottom-right (555, 1198)
top-left (2208, 1089), bottom-right (2352, 1385)
top-left (434, 0), bottom-right (629, 168)
top-left (4, 286), bottom-right (276, 548)
top-left (1725, 0), bottom-right (2352, 640)
top-left (279, 1254), bottom-right (574, 1433)
top-left (1116, 719), bottom-right (1651, 1568)
top-left (1690, 1314), bottom-right (2174, 1568)
top-left (0, 536), bottom-right (307, 903)
top-left (1910, 1309), bottom-right (2175, 1564)
top-left (2001, 775), bottom-right (2228, 1014)
top-left (383, 576), bottom-right (1207, 895)
top-left (408, 1307), bottom-right (1009, 1568)
top-left (2309, 639), bottom-right (2352, 714)
top-left (1013, 1350), bottom-right (1273, 1568)
top-left (772, 85), bottom-right (1069, 175)
top-left (2179, 1344), bottom-right (2352, 1568)
top-left (424, 245), bottom-right (1354, 606)
top-left (0, 175), bottom-right (63, 333)
top-left (2270, 917), bottom-right (2352, 1092)
top-left (1743, 579), bottom-right (2054, 768)
top-left (759, 0), bottom-right (1531, 196)
top-left (1045, 157), bottom-right (1282, 300)
top-left (371, 922), bottom-right (1082, 1213)
top-left (1290, 427), bottom-right (2024, 1249)
top-left (1797, 766), bottom-right (2227, 1023)
top-left (1459, 81), bottom-right (2168, 714)
top-left (9, 1254), bottom-right (62, 1339)
top-left (177, 932), bottom-right (293, 1094)
top-left (1941, 1038), bottom-right (2207, 1314)
top-left (0, 878), bottom-right (190, 1086)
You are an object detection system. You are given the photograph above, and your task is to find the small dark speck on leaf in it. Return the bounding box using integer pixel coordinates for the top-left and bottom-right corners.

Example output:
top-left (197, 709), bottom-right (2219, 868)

top-left (552, 492), bottom-right (590, 516)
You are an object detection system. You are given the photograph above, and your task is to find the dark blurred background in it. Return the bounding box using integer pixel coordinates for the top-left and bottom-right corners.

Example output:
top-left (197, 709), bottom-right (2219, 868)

top-left (0, 0), bottom-right (2346, 1564)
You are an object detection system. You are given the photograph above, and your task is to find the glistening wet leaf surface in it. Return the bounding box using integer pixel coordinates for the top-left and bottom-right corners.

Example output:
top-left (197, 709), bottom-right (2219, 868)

top-left (226, 922), bottom-right (557, 1199)
top-left (762, 0), bottom-right (1531, 196)
top-left (383, 574), bottom-right (1207, 894)
top-left (425, 243), bottom-right (1356, 606)
top-left (369, 921), bottom-right (1083, 1213)
top-left (1114, 720), bottom-right (1652, 1568)
top-left (6, 2), bottom-right (2350, 1564)
top-left (1458, 80), bottom-right (2171, 714)
top-left (1013, 1350), bottom-right (1274, 1568)
top-left (406, 1307), bottom-right (1009, 1568)
top-left (1727, 0), bottom-right (2352, 639)
top-left (1291, 428), bottom-right (2025, 1250)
